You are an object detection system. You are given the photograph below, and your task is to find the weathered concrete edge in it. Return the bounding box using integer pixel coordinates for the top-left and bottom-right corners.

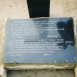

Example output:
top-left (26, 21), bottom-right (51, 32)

top-left (4, 63), bottom-right (77, 70)
top-left (4, 65), bottom-right (76, 70)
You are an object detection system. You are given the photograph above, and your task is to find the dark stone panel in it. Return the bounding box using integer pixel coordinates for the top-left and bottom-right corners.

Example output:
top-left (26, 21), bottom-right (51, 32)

top-left (27, 0), bottom-right (50, 18)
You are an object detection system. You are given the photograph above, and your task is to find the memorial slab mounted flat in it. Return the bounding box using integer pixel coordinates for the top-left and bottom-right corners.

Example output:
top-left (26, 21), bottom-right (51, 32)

top-left (3, 18), bottom-right (77, 64)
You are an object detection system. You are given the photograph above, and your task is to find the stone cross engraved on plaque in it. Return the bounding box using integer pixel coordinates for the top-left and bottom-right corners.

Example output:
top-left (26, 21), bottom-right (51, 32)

top-left (4, 18), bottom-right (77, 63)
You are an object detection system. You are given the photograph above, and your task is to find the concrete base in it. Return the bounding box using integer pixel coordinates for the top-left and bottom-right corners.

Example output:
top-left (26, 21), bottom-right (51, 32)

top-left (7, 69), bottom-right (75, 77)
top-left (74, 66), bottom-right (77, 77)
top-left (0, 65), bottom-right (7, 77)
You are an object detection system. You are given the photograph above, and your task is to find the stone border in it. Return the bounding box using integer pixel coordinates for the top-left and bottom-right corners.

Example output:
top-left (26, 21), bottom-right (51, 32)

top-left (0, 65), bottom-right (7, 77)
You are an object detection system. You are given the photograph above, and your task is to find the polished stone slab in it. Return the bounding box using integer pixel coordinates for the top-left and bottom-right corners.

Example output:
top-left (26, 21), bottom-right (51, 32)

top-left (4, 18), bottom-right (77, 63)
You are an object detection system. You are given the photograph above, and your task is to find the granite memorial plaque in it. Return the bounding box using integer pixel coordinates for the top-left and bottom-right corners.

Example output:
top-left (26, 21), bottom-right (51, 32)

top-left (4, 18), bottom-right (77, 63)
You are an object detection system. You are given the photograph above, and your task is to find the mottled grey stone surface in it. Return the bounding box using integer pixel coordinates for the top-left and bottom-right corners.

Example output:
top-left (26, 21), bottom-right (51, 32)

top-left (4, 18), bottom-right (77, 63)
